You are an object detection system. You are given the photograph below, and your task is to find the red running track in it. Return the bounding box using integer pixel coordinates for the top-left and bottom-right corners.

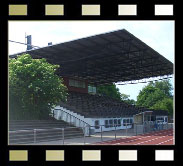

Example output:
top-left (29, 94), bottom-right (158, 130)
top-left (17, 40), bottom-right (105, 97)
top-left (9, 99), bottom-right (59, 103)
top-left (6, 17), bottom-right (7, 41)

top-left (95, 129), bottom-right (174, 145)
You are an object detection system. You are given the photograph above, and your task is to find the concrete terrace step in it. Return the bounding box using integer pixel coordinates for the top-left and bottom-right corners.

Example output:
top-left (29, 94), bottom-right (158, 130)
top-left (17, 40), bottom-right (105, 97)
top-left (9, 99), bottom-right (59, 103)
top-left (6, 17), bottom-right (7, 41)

top-left (9, 133), bottom-right (84, 144)
top-left (9, 120), bottom-right (67, 125)
top-left (10, 126), bottom-right (73, 131)
top-left (9, 120), bottom-right (84, 144)
top-left (9, 134), bottom-right (84, 144)
top-left (9, 120), bottom-right (73, 131)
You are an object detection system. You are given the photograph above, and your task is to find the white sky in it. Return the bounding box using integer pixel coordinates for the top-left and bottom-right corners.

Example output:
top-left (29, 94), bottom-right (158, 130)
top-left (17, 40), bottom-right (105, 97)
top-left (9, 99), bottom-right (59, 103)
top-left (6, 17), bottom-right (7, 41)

top-left (8, 21), bottom-right (174, 100)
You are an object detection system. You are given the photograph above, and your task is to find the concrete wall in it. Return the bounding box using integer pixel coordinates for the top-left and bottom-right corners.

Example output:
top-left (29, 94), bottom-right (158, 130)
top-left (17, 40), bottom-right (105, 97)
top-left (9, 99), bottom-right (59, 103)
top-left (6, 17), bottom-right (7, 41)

top-left (89, 117), bottom-right (133, 133)
top-left (53, 106), bottom-right (133, 134)
top-left (134, 114), bottom-right (143, 124)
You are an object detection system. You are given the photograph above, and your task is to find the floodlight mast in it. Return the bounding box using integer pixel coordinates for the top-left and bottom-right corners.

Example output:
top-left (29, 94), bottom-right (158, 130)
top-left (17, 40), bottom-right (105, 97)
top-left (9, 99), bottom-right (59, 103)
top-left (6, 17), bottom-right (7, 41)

top-left (25, 32), bottom-right (26, 45)
top-left (25, 35), bottom-right (32, 51)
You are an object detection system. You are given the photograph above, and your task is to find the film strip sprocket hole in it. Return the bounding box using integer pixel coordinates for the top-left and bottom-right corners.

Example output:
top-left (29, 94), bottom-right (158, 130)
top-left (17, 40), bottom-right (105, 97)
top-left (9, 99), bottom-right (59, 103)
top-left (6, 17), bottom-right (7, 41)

top-left (8, 149), bottom-right (175, 162)
top-left (8, 4), bottom-right (174, 16)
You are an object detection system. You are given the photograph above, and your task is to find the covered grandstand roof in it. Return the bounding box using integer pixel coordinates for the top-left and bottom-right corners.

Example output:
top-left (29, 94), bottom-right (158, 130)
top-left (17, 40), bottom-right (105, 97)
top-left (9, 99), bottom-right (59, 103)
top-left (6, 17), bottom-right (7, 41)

top-left (9, 29), bottom-right (173, 85)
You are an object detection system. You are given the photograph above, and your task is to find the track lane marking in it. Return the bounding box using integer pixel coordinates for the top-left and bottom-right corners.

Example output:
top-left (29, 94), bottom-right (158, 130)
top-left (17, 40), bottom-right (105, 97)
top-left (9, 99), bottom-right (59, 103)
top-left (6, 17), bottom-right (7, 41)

top-left (95, 129), bottom-right (173, 145)
top-left (97, 129), bottom-right (173, 145)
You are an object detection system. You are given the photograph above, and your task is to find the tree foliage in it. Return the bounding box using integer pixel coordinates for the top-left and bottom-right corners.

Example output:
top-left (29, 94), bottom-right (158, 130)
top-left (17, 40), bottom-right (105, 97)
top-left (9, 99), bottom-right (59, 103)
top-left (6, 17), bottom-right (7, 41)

top-left (152, 98), bottom-right (173, 115)
top-left (120, 93), bottom-right (136, 105)
top-left (97, 83), bottom-right (121, 101)
top-left (97, 84), bottom-right (136, 104)
top-left (136, 79), bottom-right (173, 115)
top-left (9, 54), bottom-right (68, 120)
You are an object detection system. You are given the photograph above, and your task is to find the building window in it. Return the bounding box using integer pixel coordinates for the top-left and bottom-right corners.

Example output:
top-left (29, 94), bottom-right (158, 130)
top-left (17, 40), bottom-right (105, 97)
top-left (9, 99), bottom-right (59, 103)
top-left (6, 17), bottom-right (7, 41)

top-left (69, 79), bottom-right (85, 88)
top-left (130, 119), bottom-right (133, 124)
top-left (156, 117), bottom-right (164, 122)
top-left (127, 119), bottom-right (130, 124)
top-left (146, 115), bottom-right (152, 121)
top-left (123, 119), bottom-right (127, 126)
top-left (123, 118), bottom-right (133, 126)
top-left (88, 85), bottom-right (96, 94)
top-left (151, 116), bottom-right (156, 121)
top-left (78, 81), bottom-right (84, 88)
top-left (95, 120), bottom-right (100, 129)
top-left (105, 120), bottom-right (109, 128)
top-left (117, 119), bottom-right (121, 126)
top-left (114, 119), bottom-right (117, 127)
top-left (109, 119), bottom-right (113, 127)
top-left (156, 117), bottom-right (163, 120)
top-left (69, 79), bottom-right (75, 86)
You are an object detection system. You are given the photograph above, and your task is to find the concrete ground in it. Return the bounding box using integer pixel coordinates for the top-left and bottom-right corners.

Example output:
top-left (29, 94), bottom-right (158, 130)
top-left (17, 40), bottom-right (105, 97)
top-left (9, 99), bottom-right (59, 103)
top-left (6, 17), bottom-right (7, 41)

top-left (27, 128), bottom-right (136, 145)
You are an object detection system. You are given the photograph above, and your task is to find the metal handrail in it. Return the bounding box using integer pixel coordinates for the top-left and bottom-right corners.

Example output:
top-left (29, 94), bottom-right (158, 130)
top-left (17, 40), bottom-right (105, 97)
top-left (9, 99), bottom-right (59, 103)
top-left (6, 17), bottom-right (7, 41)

top-left (54, 108), bottom-right (91, 127)
top-left (9, 122), bottom-right (173, 145)
top-left (9, 126), bottom-right (85, 133)
top-left (9, 122), bottom-right (172, 134)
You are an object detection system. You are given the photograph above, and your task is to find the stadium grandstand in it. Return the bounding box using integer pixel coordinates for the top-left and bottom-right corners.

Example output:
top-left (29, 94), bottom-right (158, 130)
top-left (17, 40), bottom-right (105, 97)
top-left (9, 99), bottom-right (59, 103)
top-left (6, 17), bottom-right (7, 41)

top-left (9, 29), bottom-right (173, 144)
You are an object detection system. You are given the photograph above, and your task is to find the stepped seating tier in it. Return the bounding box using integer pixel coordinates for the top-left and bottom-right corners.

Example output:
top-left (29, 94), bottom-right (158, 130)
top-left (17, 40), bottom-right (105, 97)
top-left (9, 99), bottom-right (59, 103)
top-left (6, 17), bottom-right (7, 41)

top-left (9, 120), bottom-right (84, 144)
top-left (59, 92), bottom-right (146, 118)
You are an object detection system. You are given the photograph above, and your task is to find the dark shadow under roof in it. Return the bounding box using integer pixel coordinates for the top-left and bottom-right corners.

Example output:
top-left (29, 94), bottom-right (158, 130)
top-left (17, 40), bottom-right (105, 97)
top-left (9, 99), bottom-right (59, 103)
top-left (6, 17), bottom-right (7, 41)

top-left (59, 92), bottom-right (169, 118)
top-left (9, 29), bottom-right (173, 85)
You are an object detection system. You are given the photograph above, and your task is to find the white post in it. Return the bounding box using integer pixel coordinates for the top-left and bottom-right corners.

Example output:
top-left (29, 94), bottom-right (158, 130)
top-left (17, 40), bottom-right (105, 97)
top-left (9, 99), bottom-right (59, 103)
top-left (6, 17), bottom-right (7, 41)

top-left (62, 128), bottom-right (64, 145)
top-left (34, 129), bottom-right (36, 143)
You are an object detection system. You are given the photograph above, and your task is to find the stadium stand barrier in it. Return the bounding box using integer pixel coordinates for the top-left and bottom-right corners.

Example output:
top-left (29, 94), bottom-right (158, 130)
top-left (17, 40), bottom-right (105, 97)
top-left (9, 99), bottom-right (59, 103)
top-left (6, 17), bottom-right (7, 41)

top-left (9, 122), bottom-right (173, 145)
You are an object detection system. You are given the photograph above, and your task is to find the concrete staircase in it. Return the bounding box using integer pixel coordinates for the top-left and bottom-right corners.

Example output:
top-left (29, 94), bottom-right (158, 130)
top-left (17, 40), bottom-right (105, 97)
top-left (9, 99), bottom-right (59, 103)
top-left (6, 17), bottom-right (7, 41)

top-left (9, 120), bottom-right (84, 144)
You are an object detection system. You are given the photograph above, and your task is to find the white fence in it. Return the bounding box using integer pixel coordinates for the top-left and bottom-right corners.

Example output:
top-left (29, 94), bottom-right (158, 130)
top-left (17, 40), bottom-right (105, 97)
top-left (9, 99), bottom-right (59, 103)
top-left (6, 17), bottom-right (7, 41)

top-left (53, 106), bottom-right (90, 136)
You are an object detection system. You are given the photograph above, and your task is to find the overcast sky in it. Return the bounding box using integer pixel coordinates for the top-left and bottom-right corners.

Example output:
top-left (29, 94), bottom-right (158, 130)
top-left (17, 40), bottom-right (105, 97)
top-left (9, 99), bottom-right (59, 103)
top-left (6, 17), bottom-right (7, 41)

top-left (8, 21), bottom-right (174, 100)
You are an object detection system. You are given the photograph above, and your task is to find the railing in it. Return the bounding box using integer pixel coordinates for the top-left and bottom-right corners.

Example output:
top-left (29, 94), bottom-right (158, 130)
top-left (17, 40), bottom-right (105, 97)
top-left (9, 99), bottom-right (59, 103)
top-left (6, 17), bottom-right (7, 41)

top-left (9, 126), bottom-right (87, 145)
top-left (52, 108), bottom-right (91, 135)
top-left (142, 121), bottom-right (173, 133)
top-left (9, 122), bottom-right (173, 145)
top-left (90, 122), bottom-right (173, 143)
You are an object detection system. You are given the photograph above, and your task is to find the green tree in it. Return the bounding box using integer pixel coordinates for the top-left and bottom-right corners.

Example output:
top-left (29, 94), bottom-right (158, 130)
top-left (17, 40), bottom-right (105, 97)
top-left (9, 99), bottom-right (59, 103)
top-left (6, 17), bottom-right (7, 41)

top-left (151, 98), bottom-right (173, 115)
top-left (136, 86), bottom-right (166, 108)
top-left (9, 54), bottom-right (68, 120)
top-left (97, 84), bottom-right (136, 104)
top-left (136, 79), bottom-right (173, 115)
top-left (97, 83), bottom-right (121, 100)
top-left (120, 93), bottom-right (136, 105)
top-left (149, 80), bottom-right (173, 98)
